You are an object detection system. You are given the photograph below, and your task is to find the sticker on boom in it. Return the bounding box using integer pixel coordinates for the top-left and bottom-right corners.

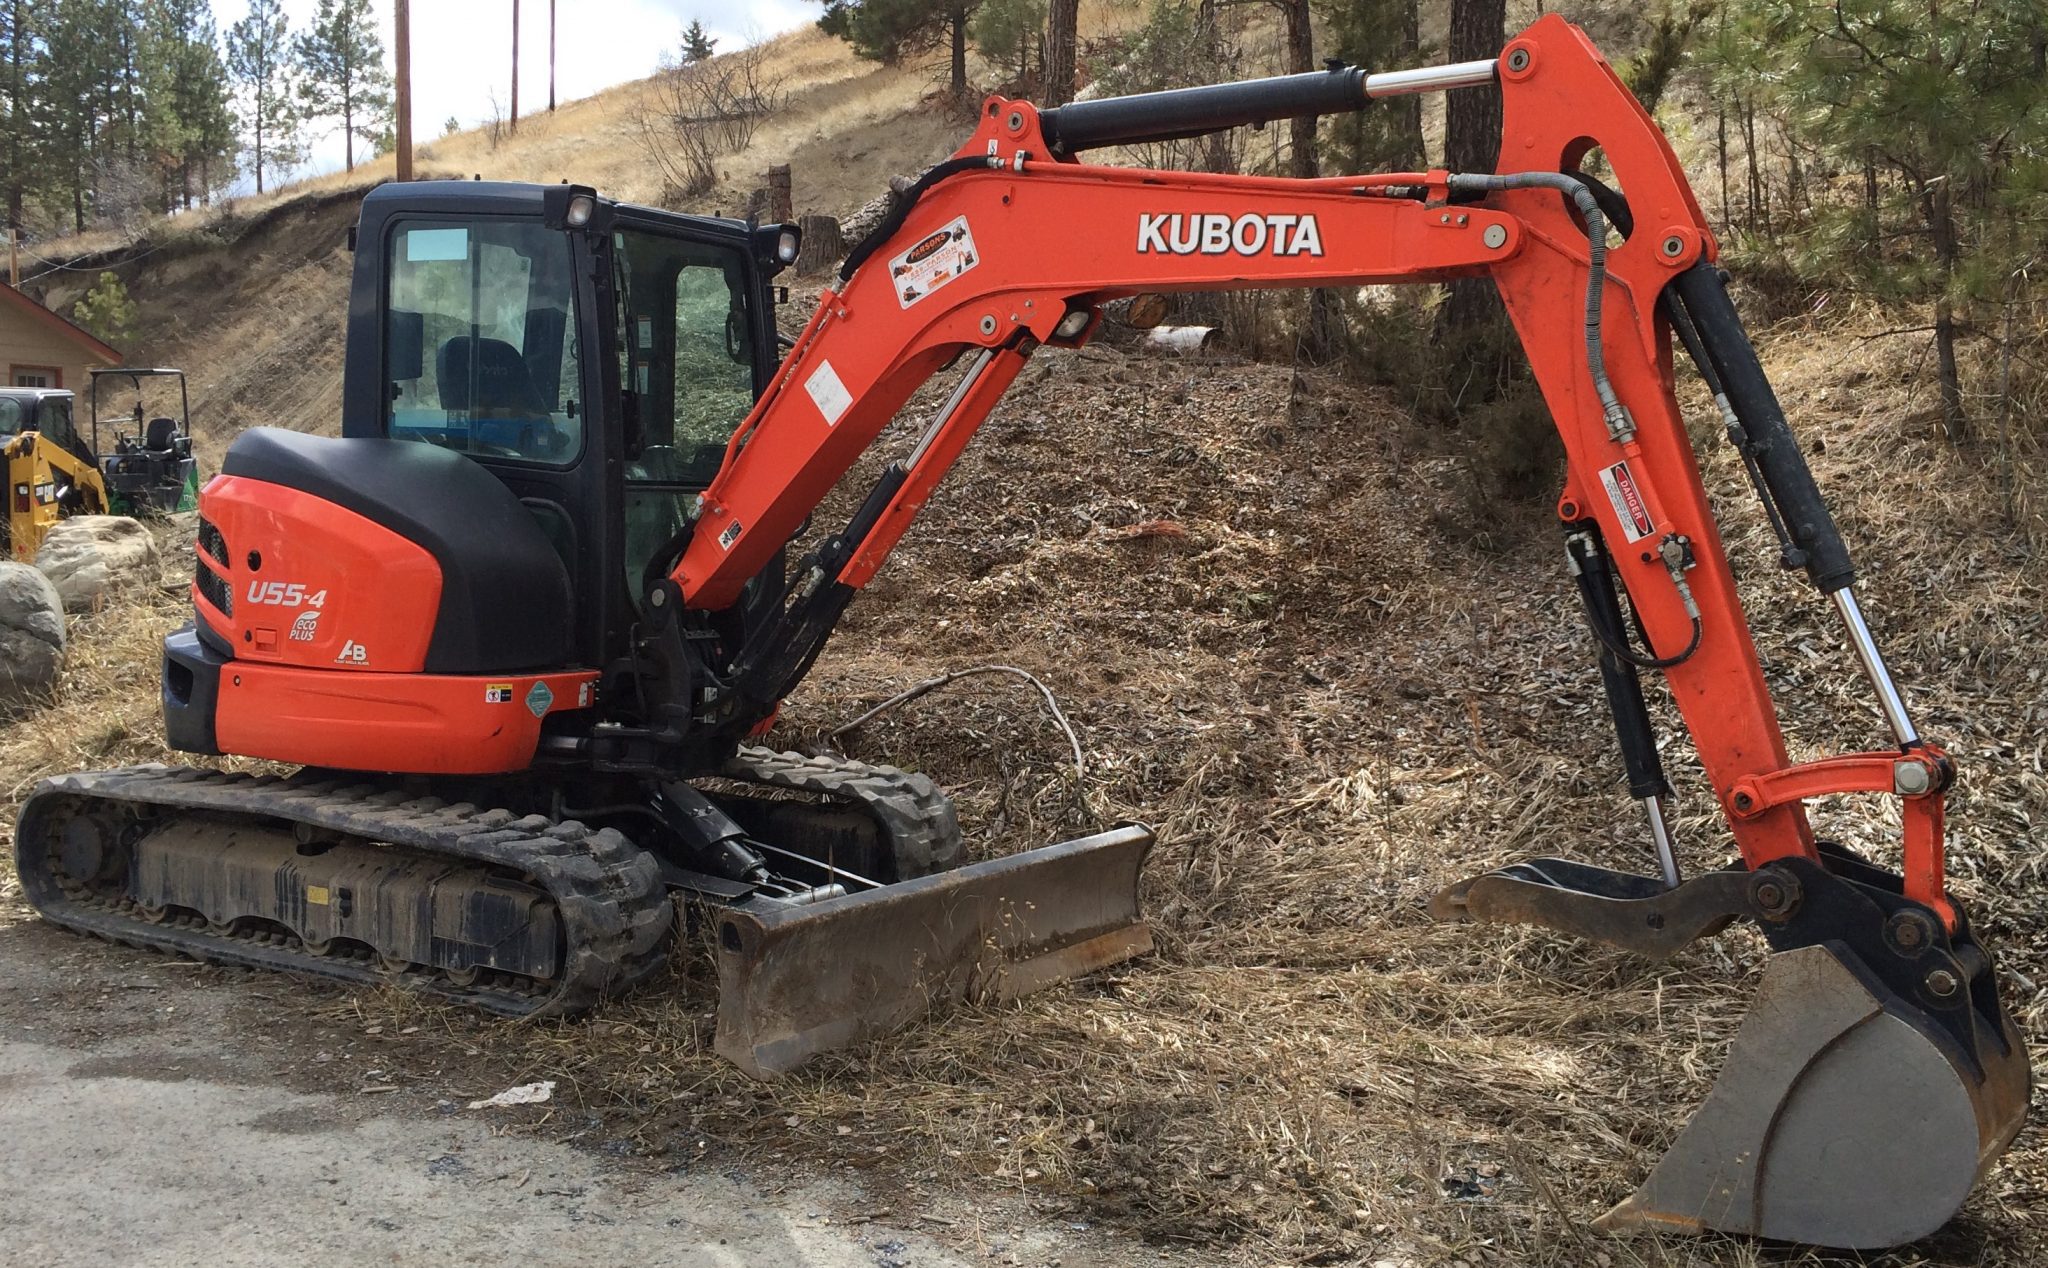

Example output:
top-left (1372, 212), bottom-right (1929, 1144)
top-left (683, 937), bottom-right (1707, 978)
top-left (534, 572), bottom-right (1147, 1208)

top-left (889, 215), bottom-right (978, 308)
top-left (1599, 460), bottom-right (1656, 542)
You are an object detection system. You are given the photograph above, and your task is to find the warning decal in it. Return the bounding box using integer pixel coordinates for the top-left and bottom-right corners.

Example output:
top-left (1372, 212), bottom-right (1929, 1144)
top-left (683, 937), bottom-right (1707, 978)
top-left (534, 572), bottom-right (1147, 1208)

top-left (805, 360), bottom-right (853, 426)
top-left (888, 215), bottom-right (978, 309)
top-left (1598, 461), bottom-right (1656, 542)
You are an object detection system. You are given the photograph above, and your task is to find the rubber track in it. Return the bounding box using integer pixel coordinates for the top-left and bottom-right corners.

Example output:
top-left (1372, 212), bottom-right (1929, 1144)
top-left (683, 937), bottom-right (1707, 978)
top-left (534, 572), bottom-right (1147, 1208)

top-left (724, 745), bottom-right (964, 877)
top-left (14, 765), bottom-right (673, 1017)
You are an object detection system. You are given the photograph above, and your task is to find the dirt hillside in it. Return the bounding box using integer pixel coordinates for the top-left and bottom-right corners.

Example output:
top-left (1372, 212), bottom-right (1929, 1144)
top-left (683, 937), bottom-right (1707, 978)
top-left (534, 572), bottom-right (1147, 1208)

top-left (1, 12), bottom-right (2044, 1268)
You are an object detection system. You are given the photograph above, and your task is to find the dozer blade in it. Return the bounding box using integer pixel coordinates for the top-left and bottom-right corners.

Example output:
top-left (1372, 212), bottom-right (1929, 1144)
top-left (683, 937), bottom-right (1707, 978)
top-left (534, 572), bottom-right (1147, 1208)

top-left (1598, 942), bottom-right (2031, 1248)
top-left (711, 824), bottom-right (1153, 1077)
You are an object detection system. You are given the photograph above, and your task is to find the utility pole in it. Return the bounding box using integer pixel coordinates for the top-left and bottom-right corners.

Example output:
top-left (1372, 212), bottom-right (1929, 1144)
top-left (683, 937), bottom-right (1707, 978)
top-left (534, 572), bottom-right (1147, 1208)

top-left (510, 0), bottom-right (520, 134)
top-left (548, 0), bottom-right (556, 112)
top-left (394, 0), bottom-right (413, 181)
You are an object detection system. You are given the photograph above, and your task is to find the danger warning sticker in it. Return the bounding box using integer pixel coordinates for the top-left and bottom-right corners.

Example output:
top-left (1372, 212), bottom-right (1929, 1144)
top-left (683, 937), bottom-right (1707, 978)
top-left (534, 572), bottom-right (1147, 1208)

top-left (1598, 461), bottom-right (1656, 542)
top-left (888, 215), bottom-right (978, 309)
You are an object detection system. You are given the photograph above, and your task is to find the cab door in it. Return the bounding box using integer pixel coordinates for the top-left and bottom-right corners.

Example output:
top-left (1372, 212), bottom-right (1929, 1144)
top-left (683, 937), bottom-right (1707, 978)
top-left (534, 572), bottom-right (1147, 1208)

top-left (603, 212), bottom-right (776, 618)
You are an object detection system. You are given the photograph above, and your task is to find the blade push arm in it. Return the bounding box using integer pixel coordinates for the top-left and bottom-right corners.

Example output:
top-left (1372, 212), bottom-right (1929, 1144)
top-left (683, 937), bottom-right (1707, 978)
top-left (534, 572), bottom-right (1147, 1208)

top-left (672, 16), bottom-right (1940, 909)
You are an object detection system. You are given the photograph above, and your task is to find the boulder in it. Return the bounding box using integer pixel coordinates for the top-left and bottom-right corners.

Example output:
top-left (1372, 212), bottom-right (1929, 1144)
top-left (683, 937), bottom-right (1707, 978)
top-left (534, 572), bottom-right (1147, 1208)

top-left (34, 515), bottom-right (159, 613)
top-left (0, 560), bottom-right (64, 715)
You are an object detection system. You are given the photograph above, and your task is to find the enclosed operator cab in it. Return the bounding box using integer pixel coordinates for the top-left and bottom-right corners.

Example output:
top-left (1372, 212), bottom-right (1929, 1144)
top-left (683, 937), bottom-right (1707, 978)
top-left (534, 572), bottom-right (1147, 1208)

top-left (165, 182), bottom-right (799, 773)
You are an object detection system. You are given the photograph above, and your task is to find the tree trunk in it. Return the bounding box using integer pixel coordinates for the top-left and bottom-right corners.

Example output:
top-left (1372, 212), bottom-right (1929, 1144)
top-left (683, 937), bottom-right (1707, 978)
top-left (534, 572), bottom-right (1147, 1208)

top-left (1715, 101), bottom-right (1729, 228)
top-left (950, 6), bottom-right (967, 98)
top-left (1197, 0), bottom-right (1234, 173)
top-left (794, 213), bottom-right (844, 275)
top-left (1392, 0), bottom-right (1423, 166)
top-left (1922, 179), bottom-right (1967, 443)
top-left (6, 0), bottom-right (21, 234)
top-left (1045, 0), bottom-right (1079, 106)
top-left (1441, 0), bottom-right (1506, 335)
top-left (1741, 97), bottom-right (1760, 232)
top-left (1280, 0), bottom-right (1315, 179)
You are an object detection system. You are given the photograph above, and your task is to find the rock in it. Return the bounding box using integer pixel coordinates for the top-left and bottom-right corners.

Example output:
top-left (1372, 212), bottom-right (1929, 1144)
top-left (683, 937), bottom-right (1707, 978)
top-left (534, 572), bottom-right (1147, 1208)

top-left (0, 560), bottom-right (64, 715)
top-left (33, 515), bottom-right (159, 613)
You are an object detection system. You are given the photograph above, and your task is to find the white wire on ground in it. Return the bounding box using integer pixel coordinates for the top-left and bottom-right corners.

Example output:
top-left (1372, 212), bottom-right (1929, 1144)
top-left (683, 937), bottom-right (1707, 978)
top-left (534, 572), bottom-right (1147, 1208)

top-left (828, 664), bottom-right (1088, 781)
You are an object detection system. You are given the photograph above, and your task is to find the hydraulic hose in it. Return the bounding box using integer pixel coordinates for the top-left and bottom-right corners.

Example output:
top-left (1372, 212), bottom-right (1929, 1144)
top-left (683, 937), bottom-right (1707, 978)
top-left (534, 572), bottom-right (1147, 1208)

top-left (1447, 171), bottom-right (1634, 443)
top-left (840, 157), bottom-right (998, 283)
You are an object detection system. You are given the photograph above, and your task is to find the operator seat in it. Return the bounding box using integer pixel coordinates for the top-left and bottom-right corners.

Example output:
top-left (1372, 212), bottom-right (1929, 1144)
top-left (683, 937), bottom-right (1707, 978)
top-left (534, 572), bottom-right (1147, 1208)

top-left (144, 416), bottom-right (178, 451)
top-left (437, 337), bottom-right (545, 416)
top-left (219, 428), bottom-right (572, 673)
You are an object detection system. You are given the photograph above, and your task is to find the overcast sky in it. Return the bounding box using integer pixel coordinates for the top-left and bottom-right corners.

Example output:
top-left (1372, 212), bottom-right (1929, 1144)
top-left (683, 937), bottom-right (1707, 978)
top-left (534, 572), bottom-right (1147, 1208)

top-left (208, 0), bottom-right (814, 185)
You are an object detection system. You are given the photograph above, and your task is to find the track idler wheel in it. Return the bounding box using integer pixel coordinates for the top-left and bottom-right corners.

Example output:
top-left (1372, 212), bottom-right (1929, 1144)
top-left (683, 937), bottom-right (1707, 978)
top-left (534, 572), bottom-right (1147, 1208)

top-left (1598, 940), bottom-right (2030, 1247)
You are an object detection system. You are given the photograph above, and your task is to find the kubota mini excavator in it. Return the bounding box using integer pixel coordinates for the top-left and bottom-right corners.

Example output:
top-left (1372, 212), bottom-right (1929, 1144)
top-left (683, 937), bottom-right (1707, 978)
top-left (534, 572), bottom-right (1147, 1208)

top-left (14, 16), bottom-right (2029, 1248)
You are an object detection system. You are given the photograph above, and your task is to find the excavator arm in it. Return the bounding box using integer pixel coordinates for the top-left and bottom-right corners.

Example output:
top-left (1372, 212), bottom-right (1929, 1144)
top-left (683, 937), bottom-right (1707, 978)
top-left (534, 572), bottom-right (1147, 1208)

top-left (666, 15), bottom-right (2028, 1247)
top-left (677, 17), bottom-right (1840, 888)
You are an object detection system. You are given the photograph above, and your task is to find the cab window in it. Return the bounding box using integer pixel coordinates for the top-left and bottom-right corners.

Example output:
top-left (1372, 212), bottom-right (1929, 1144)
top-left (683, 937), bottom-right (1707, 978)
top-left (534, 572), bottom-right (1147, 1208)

top-left (0, 397), bottom-right (22, 438)
top-left (40, 398), bottom-right (74, 446)
top-left (384, 219), bottom-right (582, 465)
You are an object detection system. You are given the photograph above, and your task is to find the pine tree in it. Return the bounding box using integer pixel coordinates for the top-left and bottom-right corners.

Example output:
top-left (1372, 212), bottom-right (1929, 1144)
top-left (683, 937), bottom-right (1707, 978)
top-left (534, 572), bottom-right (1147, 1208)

top-left (0, 1), bottom-right (38, 236)
top-left (226, 0), bottom-right (300, 194)
top-left (294, 0), bottom-right (390, 174)
top-left (1320, 0), bottom-right (1423, 173)
top-left (72, 269), bottom-right (133, 345)
top-left (681, 19), bottom-right (716, 62)
top-left (1711, 0), bottom-right (2048, 443)
top-left (143, 0), bottom-right (235, 210)
top-left (37, 0), bottom-right (121, 230)
top-left (814, 0), bottom-right (973, 96)
top-left (968, 0), bottom-right (1043, 90)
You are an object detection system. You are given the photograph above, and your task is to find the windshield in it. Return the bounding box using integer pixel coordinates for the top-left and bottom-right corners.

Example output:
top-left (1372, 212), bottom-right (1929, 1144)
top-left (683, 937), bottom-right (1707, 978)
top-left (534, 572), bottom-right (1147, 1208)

top-left (384, 219), bottom-right (582, 465)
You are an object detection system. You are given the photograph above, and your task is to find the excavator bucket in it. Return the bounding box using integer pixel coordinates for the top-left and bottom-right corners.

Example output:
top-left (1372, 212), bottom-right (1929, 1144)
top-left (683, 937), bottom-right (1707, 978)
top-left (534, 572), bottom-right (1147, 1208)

top-left (1598, 942), bottom-right (2031, 1247)
top-left (1436, 850), bottom-right (2030, 1248)
top-left (710, 824), bottom-right (1154, 1077)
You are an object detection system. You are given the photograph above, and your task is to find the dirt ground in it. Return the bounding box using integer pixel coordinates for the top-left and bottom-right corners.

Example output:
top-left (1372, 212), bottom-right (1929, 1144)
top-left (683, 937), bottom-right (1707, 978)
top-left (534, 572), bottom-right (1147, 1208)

top-left (0, 916), bottom-right (1213, 1268)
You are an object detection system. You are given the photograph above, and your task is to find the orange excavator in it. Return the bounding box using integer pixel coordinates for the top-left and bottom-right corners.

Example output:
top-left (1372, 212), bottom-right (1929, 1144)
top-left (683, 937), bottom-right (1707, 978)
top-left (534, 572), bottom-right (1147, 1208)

top-left (13, 17), bottom-right (2028, 1248)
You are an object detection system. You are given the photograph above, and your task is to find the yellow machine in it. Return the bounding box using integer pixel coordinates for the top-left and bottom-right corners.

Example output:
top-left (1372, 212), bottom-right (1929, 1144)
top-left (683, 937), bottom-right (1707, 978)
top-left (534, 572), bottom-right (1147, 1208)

top-left (1, 387), bottom-right (107, 561)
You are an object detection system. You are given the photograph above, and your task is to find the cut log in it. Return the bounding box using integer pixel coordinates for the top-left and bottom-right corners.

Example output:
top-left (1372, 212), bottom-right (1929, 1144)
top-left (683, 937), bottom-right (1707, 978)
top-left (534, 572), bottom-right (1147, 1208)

top-left (795, 214), bottom-right (845, 276)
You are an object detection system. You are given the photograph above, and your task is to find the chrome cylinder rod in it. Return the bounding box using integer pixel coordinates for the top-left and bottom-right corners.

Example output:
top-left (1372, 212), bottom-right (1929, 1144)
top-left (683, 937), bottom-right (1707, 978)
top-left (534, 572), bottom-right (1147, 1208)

top-left (1830, 587), bottom-right (1919, 748)
top-left (1643, 795), bottom-right (1680, 889)
top-left (905, 348), bottom-right (995, 469)
top-left (1365, 59), bottom-right (1499, 99)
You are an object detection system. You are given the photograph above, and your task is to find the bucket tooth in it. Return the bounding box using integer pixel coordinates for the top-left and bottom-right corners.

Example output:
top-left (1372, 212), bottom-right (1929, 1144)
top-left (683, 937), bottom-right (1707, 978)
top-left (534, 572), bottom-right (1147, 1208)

top-left (1597, 942), bottom-right (2031, 1248)
top-left (711, 824), bottom-right (1153, 1077)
